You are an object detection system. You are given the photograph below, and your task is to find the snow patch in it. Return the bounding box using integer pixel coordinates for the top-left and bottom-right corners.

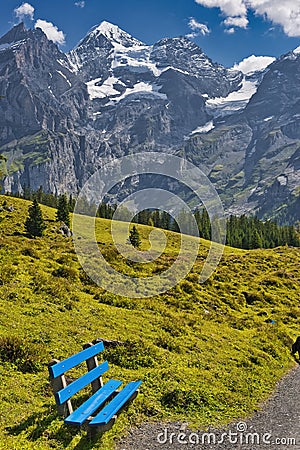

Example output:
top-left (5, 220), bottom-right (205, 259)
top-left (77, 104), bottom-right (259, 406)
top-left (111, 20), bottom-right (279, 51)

top-left (87, 76), bottom-right (124, 100)
top-left (0, 39), bottom-right (25, 52)
top-left (0, 43), bottom-right (10, 51)
top-left (191, 121), bottom-right (214, 134)
top-left (111, 43), bottom-right (193, 77)
top-left (160, 66), bottom-right (191, 76)
top-left (87, 76), bottom-right (167, 102)
top-left (277, 175), bottom-right (287, 186)
top-left (293, 46), bottom-right (300, 54)
top-left (91, 21), bottom-right (143, 47)
top-left (206, 78), bottom-right (258, 117)
top-left (263, 116), bottom-right (273, 122)
top-left (112, 45), bottom-right (161, 76)
top-left (109, 81), bottom-right (167, 103)
top-left (56, 70), bottom-right (72, 87)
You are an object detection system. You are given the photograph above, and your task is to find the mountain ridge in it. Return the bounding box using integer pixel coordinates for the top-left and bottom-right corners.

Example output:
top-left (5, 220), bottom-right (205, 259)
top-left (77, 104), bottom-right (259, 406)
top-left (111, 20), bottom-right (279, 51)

top-left (0, 22), bottom-right (299, 224)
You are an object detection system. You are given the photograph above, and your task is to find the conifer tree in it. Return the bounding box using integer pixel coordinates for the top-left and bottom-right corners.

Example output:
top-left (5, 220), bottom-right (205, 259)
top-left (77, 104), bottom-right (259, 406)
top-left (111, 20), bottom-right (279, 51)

top-left (68, 194), bottom-right (76, 212)
top-left (129, 225), bottom-right (141, 249)
top-left (56, 194), bottom-right (70, 227)
top-left (25, 198), bottom-right (46, 237)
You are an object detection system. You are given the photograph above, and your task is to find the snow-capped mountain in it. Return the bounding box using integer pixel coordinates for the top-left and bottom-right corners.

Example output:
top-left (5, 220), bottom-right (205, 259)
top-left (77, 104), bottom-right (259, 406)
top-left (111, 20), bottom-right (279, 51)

top-left (0, 21), bottom-right (299, 223)
top-left (69, 22), bottom-right (242, 111)
top-left (185, 48), bottom-right (300, 223)
top-left (67, 21), bottom-right (244, 147)
top-left (206, 55), bottom-right (275, 118)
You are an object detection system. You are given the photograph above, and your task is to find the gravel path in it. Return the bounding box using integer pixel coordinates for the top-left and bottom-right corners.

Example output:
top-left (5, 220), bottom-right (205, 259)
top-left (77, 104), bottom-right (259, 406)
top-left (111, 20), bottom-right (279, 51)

top-left (116, 364), bottom-right (300, 450)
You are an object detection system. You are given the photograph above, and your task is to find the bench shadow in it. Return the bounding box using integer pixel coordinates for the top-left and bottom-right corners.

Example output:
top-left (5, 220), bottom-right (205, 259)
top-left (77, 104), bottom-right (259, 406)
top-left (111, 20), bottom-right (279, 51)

top-left (6, 409), bottom-right (75, 447)
top-left (5, 408), bottom-right (105, 449)
top-left (72, 434), bottom-right (105, 450)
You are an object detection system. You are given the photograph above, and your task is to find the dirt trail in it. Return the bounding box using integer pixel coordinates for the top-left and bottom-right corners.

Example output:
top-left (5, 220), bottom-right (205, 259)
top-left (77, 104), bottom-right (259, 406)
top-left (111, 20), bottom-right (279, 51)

top-left (117, 365), bottom-right (300, 450)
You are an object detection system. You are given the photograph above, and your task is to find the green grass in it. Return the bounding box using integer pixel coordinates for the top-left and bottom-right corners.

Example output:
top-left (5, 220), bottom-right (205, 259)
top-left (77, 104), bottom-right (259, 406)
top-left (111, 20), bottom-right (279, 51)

top-left (0, 195), bottom-right (299, 449)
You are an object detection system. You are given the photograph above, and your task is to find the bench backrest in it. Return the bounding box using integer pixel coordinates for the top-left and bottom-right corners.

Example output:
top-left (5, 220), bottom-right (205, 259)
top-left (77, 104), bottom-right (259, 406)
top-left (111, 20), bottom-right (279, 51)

top-left (48, 341), bottom-right (108, 411)
top-left (48, 341), bottom-right (105, 379)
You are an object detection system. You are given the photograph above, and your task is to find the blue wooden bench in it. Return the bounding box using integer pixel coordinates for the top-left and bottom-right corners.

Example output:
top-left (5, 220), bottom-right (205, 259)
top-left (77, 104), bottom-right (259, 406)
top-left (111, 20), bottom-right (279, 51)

top-left (48, 340), bottom-right (142, 436)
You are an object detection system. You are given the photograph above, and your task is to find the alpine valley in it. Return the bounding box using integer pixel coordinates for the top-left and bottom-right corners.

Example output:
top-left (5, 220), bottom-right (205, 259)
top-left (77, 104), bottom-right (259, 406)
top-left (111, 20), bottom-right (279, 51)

top-left (0, 21), bottom-right (300, 224)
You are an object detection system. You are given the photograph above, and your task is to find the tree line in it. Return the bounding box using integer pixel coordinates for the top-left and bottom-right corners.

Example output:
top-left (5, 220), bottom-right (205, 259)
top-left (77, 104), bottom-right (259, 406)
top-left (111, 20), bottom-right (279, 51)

top-left (7, 187), bottom-right (300, 248)
top-left (24, 194), bottom-right (70, 237)
top-left (95, 202), bottom-right (299, 249)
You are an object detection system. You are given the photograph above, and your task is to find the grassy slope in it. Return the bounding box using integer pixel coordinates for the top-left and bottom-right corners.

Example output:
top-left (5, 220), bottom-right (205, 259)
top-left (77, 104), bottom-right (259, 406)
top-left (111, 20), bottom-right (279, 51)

top-left (0, 195), bottom-right (299, 450)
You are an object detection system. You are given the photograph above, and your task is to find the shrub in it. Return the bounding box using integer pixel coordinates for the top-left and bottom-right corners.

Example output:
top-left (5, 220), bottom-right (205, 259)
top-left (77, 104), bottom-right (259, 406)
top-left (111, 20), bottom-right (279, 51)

top-left (0, 336), bottom-right (45, 373)
top-left (243, 291), bottom-right (264, 305)
top-left (21, 247), bottom-right (39, 258)
top-left (52, 265), bottom-right (78, 280)
top-left (0, 265), bottom-right (17, 285)
top-left (104, 340), bottom-right (158, 369)
top-left (161, 386), bottom-right (218, 412)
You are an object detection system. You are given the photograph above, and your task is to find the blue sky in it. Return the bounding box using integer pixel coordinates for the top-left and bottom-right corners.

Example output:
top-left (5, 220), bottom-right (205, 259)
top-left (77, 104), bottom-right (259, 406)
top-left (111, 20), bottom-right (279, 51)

top-left (1, 0), bottom-right (300, 67)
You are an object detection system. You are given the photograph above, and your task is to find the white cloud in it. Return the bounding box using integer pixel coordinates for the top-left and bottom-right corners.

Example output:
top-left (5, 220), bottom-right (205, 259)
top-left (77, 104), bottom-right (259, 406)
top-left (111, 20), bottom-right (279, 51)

top-left (250, 0), bottom-right (300, 37)
top-left (233, 55), bottom-right (276, 74)
top-left (186, 32), bottom-right (198, 39)
top-left (195, 0), bottom-right (300, 36)
top-left (223, 16), bottom-right (248, 29)
top-left (75, 1), bottom-right (85, 7)
top-left (34, 19), bottom-right (66, 45)
top-left (14, 2), bottom-right (35, 21)
top-left (195, 0), bottom-right (247, 17)
top-left (188, 17), bottom-right (210, 36)
top-left (225, 27), bottom-right (235, 34)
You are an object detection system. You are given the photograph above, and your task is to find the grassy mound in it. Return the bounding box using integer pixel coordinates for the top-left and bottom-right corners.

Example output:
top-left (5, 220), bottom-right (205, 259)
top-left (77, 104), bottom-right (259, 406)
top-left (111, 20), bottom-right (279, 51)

top-left (0, 195), bottom-right (299, 449)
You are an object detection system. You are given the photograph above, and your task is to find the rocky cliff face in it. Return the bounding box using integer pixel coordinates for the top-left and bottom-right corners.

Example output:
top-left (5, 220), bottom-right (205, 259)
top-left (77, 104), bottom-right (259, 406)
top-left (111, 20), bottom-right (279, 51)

top-left (0, 22), bottom-right (299, 223)
top-left (0, 22), bottom-right (91, 194)
top-left (184, 49), bottom-right (300, 223)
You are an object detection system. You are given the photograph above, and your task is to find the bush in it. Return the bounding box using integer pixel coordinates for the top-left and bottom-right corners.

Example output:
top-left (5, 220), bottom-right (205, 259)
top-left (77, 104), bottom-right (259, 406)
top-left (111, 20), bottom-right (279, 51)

top-left (21, 247), bottom-right (39, 258)
top-left (104, 340), bottom-right (158, 369)
top-left (0, 265), bottom-right (17, 285)
top-left (161, 386), bottom-right (217, 412)
top-left (0, 336), bottom-right (45, 373)
top-left (52, 265), bottom-right (78, 280)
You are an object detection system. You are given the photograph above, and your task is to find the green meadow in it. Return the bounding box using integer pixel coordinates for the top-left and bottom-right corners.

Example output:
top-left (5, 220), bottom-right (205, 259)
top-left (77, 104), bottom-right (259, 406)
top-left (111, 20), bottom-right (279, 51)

top-left (0, 195), bottom-right (299, 450)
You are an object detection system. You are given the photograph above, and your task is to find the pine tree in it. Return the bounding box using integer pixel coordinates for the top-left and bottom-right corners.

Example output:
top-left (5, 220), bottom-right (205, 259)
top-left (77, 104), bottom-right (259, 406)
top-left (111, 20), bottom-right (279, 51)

top-left (129, 225), bottom-right (141, 249)
top-left (68, 194), bottom-right (76, 212)
top-left (25, 198), bottom-right (46, 237)
top-left (56, 194), bottom-right (70, 227)
top-left (251, 230), bottom-right (263, 249)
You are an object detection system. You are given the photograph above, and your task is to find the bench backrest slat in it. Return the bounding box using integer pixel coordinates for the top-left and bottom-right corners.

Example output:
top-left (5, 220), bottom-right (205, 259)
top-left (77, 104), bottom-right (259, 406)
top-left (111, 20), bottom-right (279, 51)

top-left (55, 361), bottom-right (109, 405)
top-left (48, 341), bottom-right (104, 379)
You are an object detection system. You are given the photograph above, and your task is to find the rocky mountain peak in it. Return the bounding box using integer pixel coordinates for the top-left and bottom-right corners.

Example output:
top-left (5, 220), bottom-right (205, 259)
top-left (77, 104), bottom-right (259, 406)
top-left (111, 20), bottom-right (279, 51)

top-left (151, 36), bottom-right (240, 80)
top-left (74, 20), bottom-right (144, 52)
top-left (69, 21), bottom-right (145, 77)
top-left (0, 22), bottom-right (28, 45)
top-left (90, 21), bottom-right (144, 47)
top-left (293, 46), bottom-right (300, 55)
top-left (151, 36), bottom-right (206, 65)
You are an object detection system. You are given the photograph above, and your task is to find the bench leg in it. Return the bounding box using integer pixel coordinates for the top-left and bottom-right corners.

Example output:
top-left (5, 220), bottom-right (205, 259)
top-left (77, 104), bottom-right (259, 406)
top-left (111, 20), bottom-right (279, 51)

top-left (86, 416), bottom-right (117, 440)
top-left (48, 359), bottom-right (73, 417)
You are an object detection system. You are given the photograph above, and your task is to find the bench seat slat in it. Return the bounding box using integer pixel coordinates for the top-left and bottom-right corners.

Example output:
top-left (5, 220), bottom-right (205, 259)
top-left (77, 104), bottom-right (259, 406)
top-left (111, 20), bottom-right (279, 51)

top-left (89, 380), bottom-right (142, 426)
top-left (64, 379), bottom-right (122, 426)
top-left (55, 361), bottom-right (109, 405)
top-left (49, 342), bottom-right (105, 379)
